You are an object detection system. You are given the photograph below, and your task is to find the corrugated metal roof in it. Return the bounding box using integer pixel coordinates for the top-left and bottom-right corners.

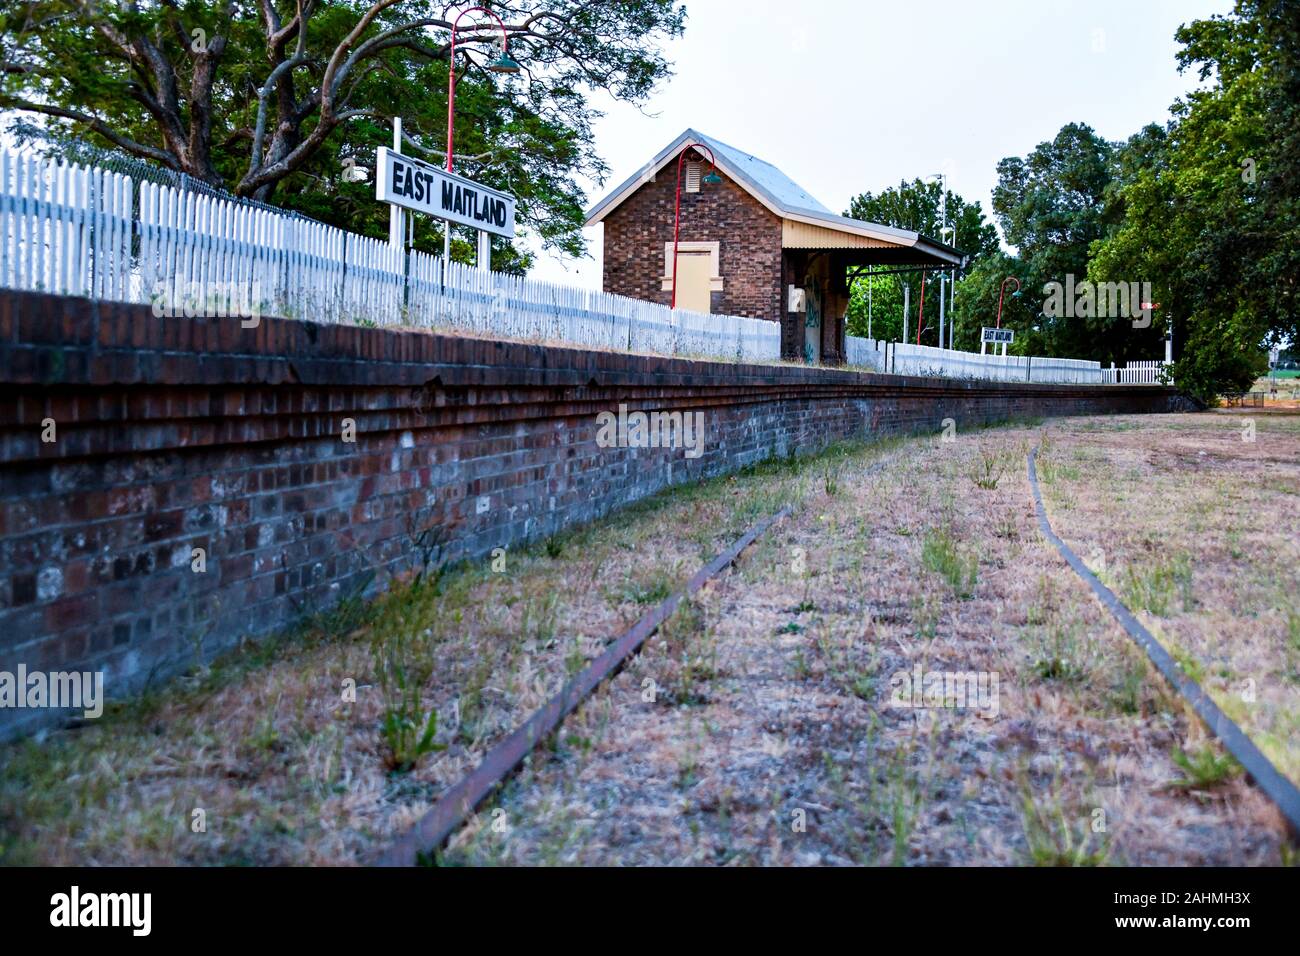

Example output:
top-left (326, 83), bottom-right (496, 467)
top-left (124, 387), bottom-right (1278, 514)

top-left (585, 129), bottom-right (964, 266)
top-left (694, 132), bottom-right (832, 215)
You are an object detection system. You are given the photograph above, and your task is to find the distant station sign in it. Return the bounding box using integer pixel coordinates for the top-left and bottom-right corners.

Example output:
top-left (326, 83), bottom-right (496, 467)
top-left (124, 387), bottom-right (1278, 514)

top-left (375, 146), bottom-right (516, 238)
top-left (982, 327), bottom-right (1014, 345)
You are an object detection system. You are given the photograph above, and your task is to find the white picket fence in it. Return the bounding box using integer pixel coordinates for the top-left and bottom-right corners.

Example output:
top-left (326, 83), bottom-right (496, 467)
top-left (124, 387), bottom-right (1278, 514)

top-left (845, 336), bottom-right (1105, 385)
top-left (408, 254), bottom-right (779, 358)
top-left (0, 150), bottom-right (135, 301)
top-left (0, 145), bottom-right (781, 363)
top-left (1, 145), bottom-right (1156, 382)
top-left (1103, 360), bottom-right (1171, 385)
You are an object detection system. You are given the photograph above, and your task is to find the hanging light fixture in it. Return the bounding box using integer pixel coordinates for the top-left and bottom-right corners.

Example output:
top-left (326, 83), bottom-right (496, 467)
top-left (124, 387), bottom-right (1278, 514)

top-left (489, 47), bottom-right (521, 73)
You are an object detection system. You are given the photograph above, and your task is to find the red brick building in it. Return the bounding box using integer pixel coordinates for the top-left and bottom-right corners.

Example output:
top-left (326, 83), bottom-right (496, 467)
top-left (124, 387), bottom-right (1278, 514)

top-left (586, 129), bottom-right (964, 364)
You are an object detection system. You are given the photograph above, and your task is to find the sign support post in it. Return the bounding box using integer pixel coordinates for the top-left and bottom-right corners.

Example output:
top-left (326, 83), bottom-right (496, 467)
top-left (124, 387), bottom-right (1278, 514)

top-left (982, 327), bottom-right (1014, 355)
top-left (388, 118), bottom-right (405, 250)
top-left (375, 145), bottom-right (516, 287)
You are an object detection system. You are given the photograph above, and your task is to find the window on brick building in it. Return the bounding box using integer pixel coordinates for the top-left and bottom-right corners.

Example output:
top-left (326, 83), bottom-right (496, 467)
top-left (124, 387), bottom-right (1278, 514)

top-left (685, 161), bottom-right (701, 193)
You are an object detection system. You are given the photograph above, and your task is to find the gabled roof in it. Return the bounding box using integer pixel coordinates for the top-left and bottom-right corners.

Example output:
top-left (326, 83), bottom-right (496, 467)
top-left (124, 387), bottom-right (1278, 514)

top-left (585, 129), bottom-right (964, 266)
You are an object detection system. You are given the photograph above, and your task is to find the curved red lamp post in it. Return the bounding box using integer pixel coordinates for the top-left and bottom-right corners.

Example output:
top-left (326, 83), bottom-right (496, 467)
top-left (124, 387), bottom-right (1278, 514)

top-left (996, 275), bottom-right (1020, 328)
top-left (445, 6), bottom-right (519, 173)
top-left (671, 143), bottom-right (722, 310)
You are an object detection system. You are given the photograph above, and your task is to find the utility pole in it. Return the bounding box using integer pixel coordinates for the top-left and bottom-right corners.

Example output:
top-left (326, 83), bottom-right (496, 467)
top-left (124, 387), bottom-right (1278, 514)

top-left (867, 273), bottom-right (872, 341)
top-left (902, 283), bottom-right (910, 345)
top-left (938, 181), bottom-right (947, 352)
top-left (950, 262), bottom-right (957, 349)
top-left (929, 172), bottom-right (948, 351)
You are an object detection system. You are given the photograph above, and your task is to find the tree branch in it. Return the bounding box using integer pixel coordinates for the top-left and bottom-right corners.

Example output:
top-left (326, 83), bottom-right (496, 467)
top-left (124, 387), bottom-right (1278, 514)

top-left (0, 99), bottom-right (179, 168)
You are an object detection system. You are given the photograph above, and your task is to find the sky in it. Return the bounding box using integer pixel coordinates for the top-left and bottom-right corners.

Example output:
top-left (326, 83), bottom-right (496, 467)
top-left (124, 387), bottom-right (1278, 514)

top-left (526, 0), bottom-right (1232, 287)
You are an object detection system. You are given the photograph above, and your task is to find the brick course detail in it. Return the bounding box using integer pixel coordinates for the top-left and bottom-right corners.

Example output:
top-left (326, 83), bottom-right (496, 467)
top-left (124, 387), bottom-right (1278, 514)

top-left (0, 290), bottom-right (1191, 738)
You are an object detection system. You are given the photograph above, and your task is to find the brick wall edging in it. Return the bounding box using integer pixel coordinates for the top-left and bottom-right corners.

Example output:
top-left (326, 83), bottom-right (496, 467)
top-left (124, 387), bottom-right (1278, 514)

top-left (0, 291), bottom-right (1192, 739)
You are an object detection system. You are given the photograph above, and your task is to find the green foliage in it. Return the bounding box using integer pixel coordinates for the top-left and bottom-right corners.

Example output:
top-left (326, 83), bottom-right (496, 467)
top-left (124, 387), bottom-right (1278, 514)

top-left (984, 123), bottom-right (1137, 362)
top-left (1171, 745), bottom-right (1240, 789)
top-left (969, 447), bottom-right (1010, 490)
top-left (1018, 775), bottom-right (1111, 866)
top-left (370, 581), bottom-right (444, 772)
top-left (1030, 622), bottom-right (1092, 685)
top-left (1121, 555), bottom-right (1194, 618)
top-left (951, 251), bottom-right (1029, 352)
top-left (843, 177), bottom-right (998, 346)
top-left (619, 567), bottom-right (675, 606)
top-left (822, 462), bottom-right (841, 496)
top-left (921, 527), bottom-right (977, 598)
top-left (1089, 0), bottom-right (1296, 401)
top-left (947, 2), bottom-right (1294, 391)
top-left (0, 1), bottom-right (687, 267)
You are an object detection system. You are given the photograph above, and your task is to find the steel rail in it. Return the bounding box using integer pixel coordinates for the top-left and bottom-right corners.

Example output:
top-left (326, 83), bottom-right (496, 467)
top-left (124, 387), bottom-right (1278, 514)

top-left (1027, 446), bottom-right (1300, 836)
top-left (375, 506), bottom-right (793, 865)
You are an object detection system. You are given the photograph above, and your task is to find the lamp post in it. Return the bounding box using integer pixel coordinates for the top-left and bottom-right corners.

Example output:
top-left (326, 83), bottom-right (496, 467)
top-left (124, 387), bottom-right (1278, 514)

top-left (996, 275), bottom-right (1020, 328)
top-left (927, 173), bottom-right (948, 350)
top-left (941, 229), bottom-right (958, 350)
top-left (670, 143), bottom-right (722, 310)
top-left (446, 6), bottom-right (520, 173)
top-left (916, 269), bottom-right (927, 344)
top-left (443, 5), bottom-right (520, 268)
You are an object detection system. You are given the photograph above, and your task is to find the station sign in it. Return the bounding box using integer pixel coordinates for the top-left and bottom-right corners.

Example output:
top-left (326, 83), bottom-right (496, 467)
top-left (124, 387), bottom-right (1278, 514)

top-left (982, 327), bottom-right (1014, 345)
top-left (375, 146), bottom-right (516, 238)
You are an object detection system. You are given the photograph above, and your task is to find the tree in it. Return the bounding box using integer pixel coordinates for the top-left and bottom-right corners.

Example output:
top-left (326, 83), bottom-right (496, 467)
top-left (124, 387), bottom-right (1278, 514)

top-left (985, 122), bottom-right (1128, 361)
top-left (1089, 0), bottom-right (1295, 401)
top-left (842, 177), bottom-right (998, 346)
top-left (0, 1), bottom-right (686, 265)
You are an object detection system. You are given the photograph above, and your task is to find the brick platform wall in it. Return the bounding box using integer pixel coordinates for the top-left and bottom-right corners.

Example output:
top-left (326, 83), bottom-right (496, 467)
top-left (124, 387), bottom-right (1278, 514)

top-left (0, 291), bottom-right (1192, 739)
top-left (600, 161), bottom-right (784, 321)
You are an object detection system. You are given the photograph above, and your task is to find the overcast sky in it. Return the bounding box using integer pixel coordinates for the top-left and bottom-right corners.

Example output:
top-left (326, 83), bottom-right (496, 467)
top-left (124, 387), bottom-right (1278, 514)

top-left (526, 0), bottom-right (1231, 286)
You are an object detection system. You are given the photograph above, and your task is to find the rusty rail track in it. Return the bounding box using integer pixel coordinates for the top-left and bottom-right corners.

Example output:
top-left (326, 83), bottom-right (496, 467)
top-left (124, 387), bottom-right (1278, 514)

top-left (1027, 446), bottom-right (1300, 836)
top-left (375, 506), bottom-right (793, 865)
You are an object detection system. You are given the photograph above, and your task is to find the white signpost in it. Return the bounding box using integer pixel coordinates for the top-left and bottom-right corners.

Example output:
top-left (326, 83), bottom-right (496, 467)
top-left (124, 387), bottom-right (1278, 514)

top-left (981, 326), bottom-right (1013, 356)
top-left (376, 143), bottom-right (516, 274)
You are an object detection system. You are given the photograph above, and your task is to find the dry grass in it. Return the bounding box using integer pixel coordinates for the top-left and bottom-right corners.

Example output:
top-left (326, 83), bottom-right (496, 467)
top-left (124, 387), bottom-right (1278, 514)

top-left (440, 418), bottom-right (1291, 866)
top-left (2, 414), bottom-right (1292, 866)
top-left (1034, 411), bottom-right (1300, 786)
